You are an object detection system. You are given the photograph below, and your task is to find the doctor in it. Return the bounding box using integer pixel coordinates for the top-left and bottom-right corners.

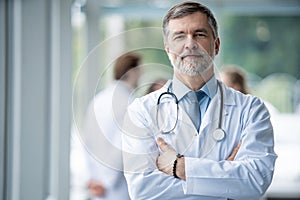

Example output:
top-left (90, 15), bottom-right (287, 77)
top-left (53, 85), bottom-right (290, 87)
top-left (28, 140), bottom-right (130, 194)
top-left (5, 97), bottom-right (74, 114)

top-left (83, 53), bottom-right (142, 200)
top-left (122, 1), bottom-right (277, 199)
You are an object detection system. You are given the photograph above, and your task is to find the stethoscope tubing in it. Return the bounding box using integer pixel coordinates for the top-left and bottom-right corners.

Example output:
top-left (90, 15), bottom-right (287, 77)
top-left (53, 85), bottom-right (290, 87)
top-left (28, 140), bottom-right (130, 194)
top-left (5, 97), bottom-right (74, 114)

top-left (217, 80), bottom-right (223, 130)
top-left (156, 80), bottom-right (225, 141)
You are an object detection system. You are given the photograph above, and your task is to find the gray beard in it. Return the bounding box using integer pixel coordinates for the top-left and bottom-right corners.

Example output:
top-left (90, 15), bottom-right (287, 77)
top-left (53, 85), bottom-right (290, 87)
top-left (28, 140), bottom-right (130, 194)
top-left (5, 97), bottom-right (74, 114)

top-left (171, 55), bottom-right (213, 76)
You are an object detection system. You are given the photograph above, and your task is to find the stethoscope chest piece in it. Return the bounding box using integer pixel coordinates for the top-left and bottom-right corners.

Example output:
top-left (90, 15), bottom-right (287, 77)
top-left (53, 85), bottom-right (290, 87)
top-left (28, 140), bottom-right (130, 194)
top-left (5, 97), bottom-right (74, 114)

top-left (213, 128), bottom-right (226, 141)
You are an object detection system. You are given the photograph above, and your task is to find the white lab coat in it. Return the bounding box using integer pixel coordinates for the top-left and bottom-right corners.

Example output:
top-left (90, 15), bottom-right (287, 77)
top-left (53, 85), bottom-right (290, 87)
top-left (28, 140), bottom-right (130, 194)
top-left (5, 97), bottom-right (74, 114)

top-left (83, 81), bottom-right (132, 200)
top-left (122, 80), bottom-right (277, 200)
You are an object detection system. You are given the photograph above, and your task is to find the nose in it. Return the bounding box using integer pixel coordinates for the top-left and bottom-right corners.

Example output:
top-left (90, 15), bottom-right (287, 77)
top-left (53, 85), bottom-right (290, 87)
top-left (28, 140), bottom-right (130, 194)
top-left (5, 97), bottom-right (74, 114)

top-left (185, 37), bottom-right (198, 50)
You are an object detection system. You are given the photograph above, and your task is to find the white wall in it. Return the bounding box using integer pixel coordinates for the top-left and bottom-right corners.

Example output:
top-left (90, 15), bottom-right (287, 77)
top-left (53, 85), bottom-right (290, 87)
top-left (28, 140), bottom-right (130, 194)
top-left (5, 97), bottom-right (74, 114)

top-left (1, 0), bottom-right (73, 199)
top-left (0, 1), bottom-right (7, 199)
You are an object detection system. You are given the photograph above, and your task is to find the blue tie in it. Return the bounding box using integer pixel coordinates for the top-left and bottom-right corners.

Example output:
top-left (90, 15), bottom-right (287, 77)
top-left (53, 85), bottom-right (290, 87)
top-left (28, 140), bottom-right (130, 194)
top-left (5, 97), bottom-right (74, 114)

top-left (195, 90), bottom-right (206, 130)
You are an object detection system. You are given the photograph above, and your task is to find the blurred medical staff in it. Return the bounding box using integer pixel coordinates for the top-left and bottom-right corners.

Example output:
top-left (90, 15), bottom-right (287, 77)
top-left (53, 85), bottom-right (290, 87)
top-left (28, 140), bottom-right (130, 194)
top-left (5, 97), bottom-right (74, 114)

top-left (83, 52), bottom-right (142, 200)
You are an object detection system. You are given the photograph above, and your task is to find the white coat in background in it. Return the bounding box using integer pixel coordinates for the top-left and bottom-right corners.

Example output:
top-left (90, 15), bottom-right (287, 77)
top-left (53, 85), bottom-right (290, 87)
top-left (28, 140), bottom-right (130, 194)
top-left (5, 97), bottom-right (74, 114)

top-left (83, 81), bottom-right (133, 200)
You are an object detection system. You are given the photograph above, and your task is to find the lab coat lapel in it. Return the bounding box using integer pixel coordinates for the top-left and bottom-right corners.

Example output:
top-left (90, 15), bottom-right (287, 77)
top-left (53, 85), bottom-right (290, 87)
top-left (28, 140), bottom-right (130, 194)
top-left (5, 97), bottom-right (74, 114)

top-left (151, 82), bottom-right (197, 154)
top-left (178, 103), bottom-right (199, 133)
top-left (172, 104), bottom-right (198, 154)
top-left (200, 84), bottom-right (235, 134)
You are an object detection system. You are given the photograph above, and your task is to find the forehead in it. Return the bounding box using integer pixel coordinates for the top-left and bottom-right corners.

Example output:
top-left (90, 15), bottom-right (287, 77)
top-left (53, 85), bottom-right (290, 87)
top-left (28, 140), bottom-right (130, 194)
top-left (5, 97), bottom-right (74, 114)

top-left (168, 12), bottom-right (210, 33)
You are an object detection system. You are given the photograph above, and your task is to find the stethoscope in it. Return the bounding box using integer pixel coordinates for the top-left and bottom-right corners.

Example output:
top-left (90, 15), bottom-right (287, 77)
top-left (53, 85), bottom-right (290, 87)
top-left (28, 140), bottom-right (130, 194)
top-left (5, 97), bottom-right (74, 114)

top-left (156, 80), bottom-right (226, 142)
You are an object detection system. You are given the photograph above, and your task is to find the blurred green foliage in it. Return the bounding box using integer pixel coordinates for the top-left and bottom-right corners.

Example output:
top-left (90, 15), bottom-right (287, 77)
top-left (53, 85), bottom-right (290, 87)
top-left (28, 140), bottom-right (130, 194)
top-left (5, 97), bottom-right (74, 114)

top-left (73, 14), bottom-right (300, 113)
top-left (221, 15), bottom-right (300, 79)
top-left (221, 15), bottom-right (300, 112)
top-left (124, 19), bottom-right (171, 67)
top-left (253, 73), bottom-right (297, 113)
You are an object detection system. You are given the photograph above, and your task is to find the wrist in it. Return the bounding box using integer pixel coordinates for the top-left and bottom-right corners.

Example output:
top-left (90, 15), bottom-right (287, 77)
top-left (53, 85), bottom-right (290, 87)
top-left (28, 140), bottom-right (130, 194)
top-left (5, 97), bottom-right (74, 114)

top-left (173, 154), bottom-right (184, 179)
top-left (176, 156), bottom-right (186, 180)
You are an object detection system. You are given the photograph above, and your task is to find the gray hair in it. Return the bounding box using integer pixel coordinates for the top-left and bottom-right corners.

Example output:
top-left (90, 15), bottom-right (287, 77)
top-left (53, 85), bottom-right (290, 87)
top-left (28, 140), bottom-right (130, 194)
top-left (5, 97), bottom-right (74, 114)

top-left (162, 1), bottom-right (218, 41)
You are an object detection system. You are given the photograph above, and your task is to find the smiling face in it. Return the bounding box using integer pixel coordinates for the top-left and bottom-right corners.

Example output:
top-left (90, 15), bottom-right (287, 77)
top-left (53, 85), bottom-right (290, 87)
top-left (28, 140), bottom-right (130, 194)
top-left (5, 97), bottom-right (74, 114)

top-left (164, 12), bottom-right (220, 77)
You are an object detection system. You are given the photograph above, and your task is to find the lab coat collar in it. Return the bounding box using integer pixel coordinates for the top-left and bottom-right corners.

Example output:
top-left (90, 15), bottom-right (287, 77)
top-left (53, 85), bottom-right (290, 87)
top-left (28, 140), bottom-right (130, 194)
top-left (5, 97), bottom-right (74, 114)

top-left (220, 82), bottom-right (236, 106)
top-left (111, 80), bottom-right (136, 104)
top-left (112, 80), bottom-right (134, 93)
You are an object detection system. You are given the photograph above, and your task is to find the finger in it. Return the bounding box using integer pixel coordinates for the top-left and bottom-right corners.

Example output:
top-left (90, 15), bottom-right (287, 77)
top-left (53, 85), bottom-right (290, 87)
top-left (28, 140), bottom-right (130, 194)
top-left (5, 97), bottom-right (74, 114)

top-left (227, 142), bottom-right (241, 161)
top-left (157, 137), bottom-right (170, 152)
top-left (234, 142), bottom-right (241, 152)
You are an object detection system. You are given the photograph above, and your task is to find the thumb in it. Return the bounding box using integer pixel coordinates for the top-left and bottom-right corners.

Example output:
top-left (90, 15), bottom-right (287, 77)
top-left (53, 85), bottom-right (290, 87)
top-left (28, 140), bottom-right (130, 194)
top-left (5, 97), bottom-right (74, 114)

top-left (157, 137), bottom-right (171, 152)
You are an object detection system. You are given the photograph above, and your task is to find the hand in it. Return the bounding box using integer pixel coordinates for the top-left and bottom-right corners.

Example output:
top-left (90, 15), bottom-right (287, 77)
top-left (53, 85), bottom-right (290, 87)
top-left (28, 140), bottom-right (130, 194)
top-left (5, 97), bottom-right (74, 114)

top-left (156, 137), bottom-right (177, 176)
top-left (226, 142), bottom-right (241, 161)
top-left (87, 179), bottom-right (106, 197)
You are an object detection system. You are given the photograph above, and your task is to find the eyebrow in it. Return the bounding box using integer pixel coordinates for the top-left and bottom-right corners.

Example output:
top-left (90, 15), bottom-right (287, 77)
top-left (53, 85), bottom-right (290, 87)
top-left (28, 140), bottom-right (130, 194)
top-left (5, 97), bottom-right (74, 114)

top-left (171, 28), bottom-right (209, 37)
top-left (172, 31), bottom-right (184, 37)
top-left (194, 28), bottom-right (209, 34)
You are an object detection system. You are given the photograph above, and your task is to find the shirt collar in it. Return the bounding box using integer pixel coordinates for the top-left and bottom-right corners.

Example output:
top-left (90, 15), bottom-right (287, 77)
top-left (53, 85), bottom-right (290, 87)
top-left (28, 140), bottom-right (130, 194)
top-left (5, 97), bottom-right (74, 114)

top-left (199, 75), bottom-right (217, 99)
top-left (172, 75), bottom-right (218, 101)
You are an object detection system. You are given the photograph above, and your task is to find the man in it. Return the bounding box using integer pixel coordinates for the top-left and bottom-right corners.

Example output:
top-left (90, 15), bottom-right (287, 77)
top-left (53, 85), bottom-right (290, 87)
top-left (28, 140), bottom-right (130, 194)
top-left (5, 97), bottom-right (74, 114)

top-left (220, 65), bottom-right (249, 95)
top-left (122, 2), bottom-right (277, 199)
top-left (83, 52), bottom-right (142, 200)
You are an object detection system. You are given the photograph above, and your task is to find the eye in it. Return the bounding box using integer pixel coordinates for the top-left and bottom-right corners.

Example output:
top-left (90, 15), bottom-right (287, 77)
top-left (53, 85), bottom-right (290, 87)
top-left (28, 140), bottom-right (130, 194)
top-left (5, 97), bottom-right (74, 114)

top-left (173, 34), bottom-right (184, 40)
top-left (195, 33), bottom-right (206, 38)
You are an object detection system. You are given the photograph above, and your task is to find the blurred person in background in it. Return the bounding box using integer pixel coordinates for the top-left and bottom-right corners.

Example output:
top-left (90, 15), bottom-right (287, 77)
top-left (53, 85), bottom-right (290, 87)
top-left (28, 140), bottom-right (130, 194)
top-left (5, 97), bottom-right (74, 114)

top-left (220, 65), bottom-right (279, 115)
top-left (82, 52), bottom-right (142, 200)
top-left (219, 65), bottom-right (248, 94)
top-left (145, 79), bottom-right (167, 95)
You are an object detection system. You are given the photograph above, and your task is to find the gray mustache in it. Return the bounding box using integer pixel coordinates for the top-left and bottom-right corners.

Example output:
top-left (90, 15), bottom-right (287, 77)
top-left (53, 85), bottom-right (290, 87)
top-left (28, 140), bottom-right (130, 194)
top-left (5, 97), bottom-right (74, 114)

top-left (179, 51), bottom-right (207, 59)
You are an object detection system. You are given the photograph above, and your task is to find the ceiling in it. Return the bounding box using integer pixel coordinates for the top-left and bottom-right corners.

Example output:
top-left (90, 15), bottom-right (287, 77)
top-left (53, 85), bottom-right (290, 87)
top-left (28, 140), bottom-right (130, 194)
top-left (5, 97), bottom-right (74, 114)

top-left (73, 0), bottom-right (300, 19)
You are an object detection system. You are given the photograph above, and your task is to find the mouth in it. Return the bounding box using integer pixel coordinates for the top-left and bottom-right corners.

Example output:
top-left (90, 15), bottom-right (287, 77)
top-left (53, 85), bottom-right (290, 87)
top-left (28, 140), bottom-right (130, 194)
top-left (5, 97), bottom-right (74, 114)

top-left (180, 55), bottom-right (201, 60)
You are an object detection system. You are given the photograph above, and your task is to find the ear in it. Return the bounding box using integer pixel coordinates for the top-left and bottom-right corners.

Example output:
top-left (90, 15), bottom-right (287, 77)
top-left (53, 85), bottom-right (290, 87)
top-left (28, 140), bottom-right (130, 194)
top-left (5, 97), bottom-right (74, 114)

top-left (164, 42), bottom-right (170, 54)
top-left (214, 37), bottom-right (220, 55)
